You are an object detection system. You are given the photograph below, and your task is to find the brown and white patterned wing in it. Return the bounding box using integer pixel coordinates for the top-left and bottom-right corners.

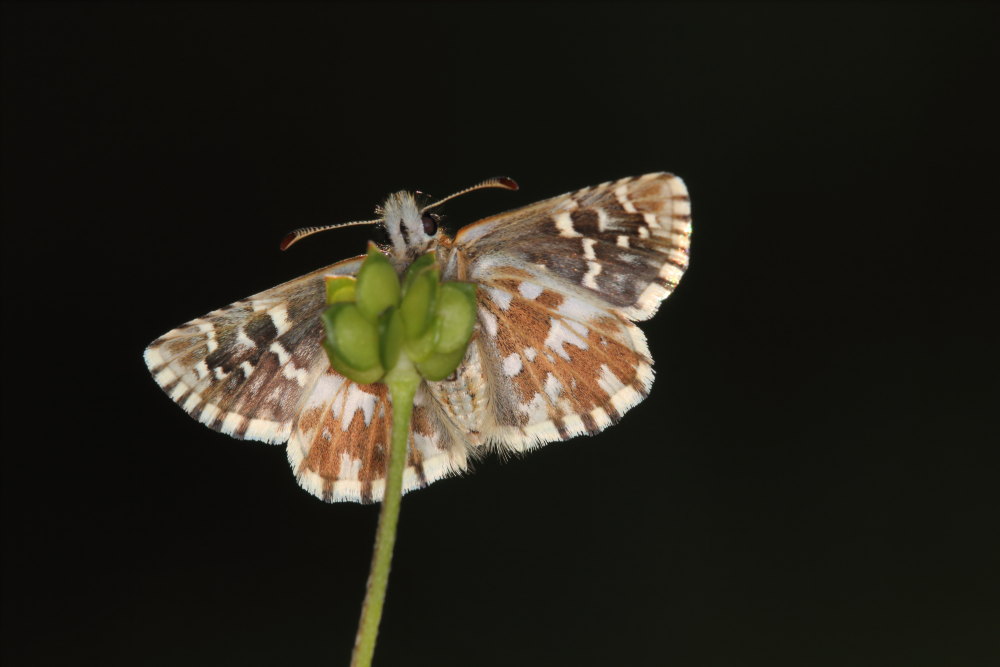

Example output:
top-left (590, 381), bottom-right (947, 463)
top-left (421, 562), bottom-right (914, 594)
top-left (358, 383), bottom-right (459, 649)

top-left (143, 256), bottom-right (364, 444)
top-left (145, 254), bottom-right (467, 502)
top-left (288, 371), bottom-right (468, 503)
top-left (453, 172), bottom-right (691, 322)
top-left (465, 274), bottom-right (656, 451)
top-left (443, 173), bottom-right (692, 451)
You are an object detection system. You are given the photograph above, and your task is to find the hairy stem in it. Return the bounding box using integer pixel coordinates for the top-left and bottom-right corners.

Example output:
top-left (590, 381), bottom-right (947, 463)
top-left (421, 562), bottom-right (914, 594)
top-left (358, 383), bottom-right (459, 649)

top-left (350, 354), bottom-right (419, 667)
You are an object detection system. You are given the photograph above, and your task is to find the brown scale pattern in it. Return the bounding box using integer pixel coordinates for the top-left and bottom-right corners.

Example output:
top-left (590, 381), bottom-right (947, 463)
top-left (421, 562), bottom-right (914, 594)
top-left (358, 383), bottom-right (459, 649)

top-left (483, 286), bottom-right (648, 430)
top-left (293, 376), bottom-right (440, 502)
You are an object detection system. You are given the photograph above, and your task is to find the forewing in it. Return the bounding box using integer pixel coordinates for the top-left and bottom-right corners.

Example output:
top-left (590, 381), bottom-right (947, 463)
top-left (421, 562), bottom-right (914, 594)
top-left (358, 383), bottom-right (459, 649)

top-left (454, 172), bottom-right (691, 322)
top-left (143, 257), bottom-right (363, 443)
top-left (288, 370), bottom-right (468, 502)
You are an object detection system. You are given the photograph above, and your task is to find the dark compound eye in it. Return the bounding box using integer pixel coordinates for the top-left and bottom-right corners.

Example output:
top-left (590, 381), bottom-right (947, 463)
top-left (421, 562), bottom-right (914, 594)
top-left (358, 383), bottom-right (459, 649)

top-left (421, 213), bottom-right (438, 236)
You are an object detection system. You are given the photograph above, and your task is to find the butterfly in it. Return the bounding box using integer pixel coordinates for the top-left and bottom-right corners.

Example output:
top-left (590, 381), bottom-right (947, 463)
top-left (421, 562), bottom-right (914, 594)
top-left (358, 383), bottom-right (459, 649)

top-left (144, 173), bottom-right (692, 503)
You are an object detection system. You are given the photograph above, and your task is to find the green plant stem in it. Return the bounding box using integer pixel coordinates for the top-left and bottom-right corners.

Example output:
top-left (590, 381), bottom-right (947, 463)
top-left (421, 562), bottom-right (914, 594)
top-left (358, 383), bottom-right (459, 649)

top-left (350, 354), bottom-right (420, 667)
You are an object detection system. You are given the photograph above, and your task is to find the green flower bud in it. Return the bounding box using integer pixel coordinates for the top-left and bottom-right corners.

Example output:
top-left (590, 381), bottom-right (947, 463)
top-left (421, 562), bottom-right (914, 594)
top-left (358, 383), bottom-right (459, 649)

top-left (319, 249), bottom-right (478, 386)
top-left (416, 345), bottom-right (469, 381)
top-left (325, 276), bottom-right (357, 304)
top-left (378, 306), bottom-right (404, 371)
top-left (401, 252), bottom-right (437, 295)
top-left (399, 265), bottom-right (439, 340)
top-left (355, 243), bottom-right (400, 322)
top-left (434, 282), bottom-right (477, 353)
top-left (324, 346), bottom-right (385, 385)
top-left (405, 317), bottom-right (439, 363)
top-left (321, 302), bottom-right (384, 378)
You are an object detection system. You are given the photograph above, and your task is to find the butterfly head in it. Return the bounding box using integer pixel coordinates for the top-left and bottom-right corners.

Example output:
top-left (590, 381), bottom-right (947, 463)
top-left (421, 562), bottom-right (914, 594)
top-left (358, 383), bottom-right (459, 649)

top-left (380, 190), bottom-right (442, 263)
top-left (279, 177), bottom-right (519, 262)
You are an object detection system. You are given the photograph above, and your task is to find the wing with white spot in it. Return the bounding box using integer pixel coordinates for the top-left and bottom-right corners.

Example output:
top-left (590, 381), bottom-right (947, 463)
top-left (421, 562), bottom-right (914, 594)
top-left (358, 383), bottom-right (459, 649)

top-left (454, 172), bottom-right (691, 321)
top-left (466, 275), bottom-right (655, 452)
top-left (288, 369), bottom-right (468, 503)
top-left (143, 256), bottom-right (363, 444)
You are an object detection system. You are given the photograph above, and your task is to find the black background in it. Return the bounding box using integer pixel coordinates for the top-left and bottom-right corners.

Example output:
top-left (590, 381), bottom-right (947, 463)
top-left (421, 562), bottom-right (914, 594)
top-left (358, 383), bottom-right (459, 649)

top-left (2, 3), bottom-right (998, 666)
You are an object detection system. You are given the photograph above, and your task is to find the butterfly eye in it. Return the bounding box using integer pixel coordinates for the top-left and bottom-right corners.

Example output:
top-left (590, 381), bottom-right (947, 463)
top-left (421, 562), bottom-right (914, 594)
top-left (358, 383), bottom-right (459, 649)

top-left (421, 213), bottom-right (438, 236)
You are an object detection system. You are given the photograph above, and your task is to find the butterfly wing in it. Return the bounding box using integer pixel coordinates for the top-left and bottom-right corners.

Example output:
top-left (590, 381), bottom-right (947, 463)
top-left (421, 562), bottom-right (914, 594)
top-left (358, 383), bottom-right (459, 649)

top-left (288, 370), bottom-right (468, 502)
top-left (446, 173), bottom-right (691, 451)
top-left (144, 258), bottom-right (362, 443)
top-left (144, 255), bottom-right (468, 502)
top-left (453, 172), bottom-right (691, 321)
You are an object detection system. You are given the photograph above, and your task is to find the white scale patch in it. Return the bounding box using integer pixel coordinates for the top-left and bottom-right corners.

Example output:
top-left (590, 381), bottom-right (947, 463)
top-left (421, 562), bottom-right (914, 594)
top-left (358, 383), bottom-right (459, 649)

top-left (488, 286), bottom-right (513, 310)
top-left (597, 364), bottom-right (625, 397)
top-left (269, 341), bottom-right (309, 386)
top-left (544, 317), bottom-right (590, 360)
top-left (413, 431), bottom-right (441, 459)
top-left (543, 372), bottom-right (562, 402)
top-left (333, 383), bottom-right (377, 429)
top-left (590, 407), bottom-right (612, 430)
top-left (518, 392), bottom-right (550, 424)
top-left (222, 412), bottom-right (246, 435)
top-left (268, 304), bottom-right (292, 336)
top-left (200, 403), bottom-right (221, 424)
top-left (182, 390), bottom-right (203, 412)
top-left (556, 294), bottom-right (604, 323)
top-left (236, 328), bottom-right (256, 348)
top-left (582, 260), bottom-right (602, 289)
top-left (596, 207), bottom-right (608, 231)
top-left (269, 341), bottom-right (290, 364)
top-left (310, 373), bottom-right (345, 407)
top-left (204, 326), bottom-right (219, 352)
top-left (614, 184), bottom-right (638, 213)
top-left (282, 364), bottom-right (310, 387)
top-left (338, 452), bottom-right (362, 481)
top-left (554, 211), bottom-right (582, 238)
top-left (673, 197), bottom-right (692, 218)
top-left (502, 352), bottom-right (523, 377)
top-left (668, 248), bottom-right (689, 266)
top-left (519, 281), bottom-right (543, 300)
top-left (246, 417), bottom-right (286, 442)
top-left (479, 308), bottom-right (498, 337)
top-left (597, 360), bottom-right (652, 413)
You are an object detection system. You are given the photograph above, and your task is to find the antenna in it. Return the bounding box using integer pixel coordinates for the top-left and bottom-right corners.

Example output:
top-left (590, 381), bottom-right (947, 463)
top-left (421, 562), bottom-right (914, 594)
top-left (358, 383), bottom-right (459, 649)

top-left (420, 177), bottom-right (519, 213)
top-left (279, 177), bottom-right (519, 250)
top-left (279, 218), bottom-right (382, 251)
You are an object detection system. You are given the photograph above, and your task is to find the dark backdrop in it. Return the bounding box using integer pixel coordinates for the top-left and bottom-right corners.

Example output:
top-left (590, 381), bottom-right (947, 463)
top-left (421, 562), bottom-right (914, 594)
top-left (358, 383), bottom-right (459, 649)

top-left (2, 3), bottom-right (997, 666)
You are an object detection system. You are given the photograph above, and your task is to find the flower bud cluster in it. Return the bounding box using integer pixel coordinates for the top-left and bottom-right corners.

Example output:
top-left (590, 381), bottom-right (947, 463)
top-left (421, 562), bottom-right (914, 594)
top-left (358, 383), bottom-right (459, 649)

top-left (321, 244), bottom-right (477, 384)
